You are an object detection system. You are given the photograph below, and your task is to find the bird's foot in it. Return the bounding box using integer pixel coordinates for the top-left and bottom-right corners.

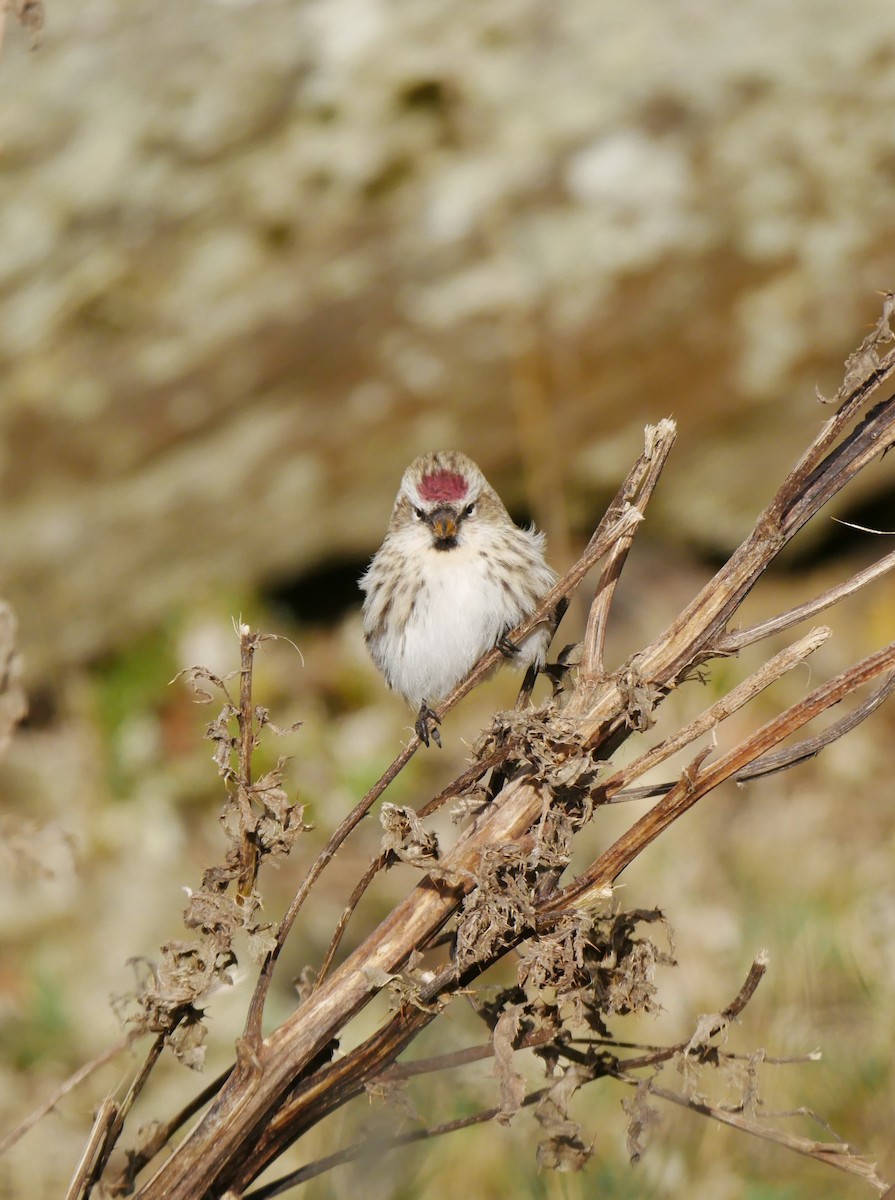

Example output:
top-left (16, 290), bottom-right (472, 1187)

top-left (497, 631), bottom-right (518, 658)
top-left (415, 701), bottom-right (442, 748)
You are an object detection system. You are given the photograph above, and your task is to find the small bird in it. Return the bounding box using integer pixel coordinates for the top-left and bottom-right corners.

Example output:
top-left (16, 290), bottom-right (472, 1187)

top-left (360, 450), bottom-right (556, 745)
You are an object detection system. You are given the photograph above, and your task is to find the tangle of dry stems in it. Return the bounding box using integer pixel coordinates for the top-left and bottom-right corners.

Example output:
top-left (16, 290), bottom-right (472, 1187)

top-left (17, 293), bottom-right (895, 1196)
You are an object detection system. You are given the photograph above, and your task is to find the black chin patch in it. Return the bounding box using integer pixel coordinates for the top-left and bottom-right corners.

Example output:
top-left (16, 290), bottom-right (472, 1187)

top-left (433, 535), bottom-right (458, 551)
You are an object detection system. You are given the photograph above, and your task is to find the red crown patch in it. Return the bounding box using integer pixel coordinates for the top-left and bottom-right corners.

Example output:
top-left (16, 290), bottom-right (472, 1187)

top-left (418, 470), bottom-right (468, 502)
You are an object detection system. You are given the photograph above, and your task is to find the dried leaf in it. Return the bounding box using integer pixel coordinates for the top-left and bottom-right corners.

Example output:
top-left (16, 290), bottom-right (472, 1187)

top-left (536, 1133), bottom-right (593, 1173)
top-left (363, 966), bottom-right (401, 989)
top-left (255, 707), bottom-right (303, 737)
top-left (686, 1011), bottom-right (729, 1056)
top-left (246, 922), bottom-right (278, 965)
top-left (535, 1059), bottom-right (596, 1171)
top-left (822, 290), bottom-right (895, 403)
top-left (167, 1014), bottom-right (208, 1071)
top-left (617, 668), bottom-right (663, 732)
top-left (183, 889), bottom-right (243, 937)
top-left (622, 1078), bottom-right (661, 1163)
top-left (154, 942), bottom-right (220, 1006)
top-left (535, 1063), bottom-right (591, 1166)
top-left (173, 665), bottom-right (235, 705)
top-left (379, 803), bottom-right (439, 868)
top-left (492, 1005), bottom-right (526, 1124)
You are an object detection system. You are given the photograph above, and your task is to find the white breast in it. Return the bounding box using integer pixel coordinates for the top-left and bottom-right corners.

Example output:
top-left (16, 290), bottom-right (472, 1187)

top-left (375, 523), bottom-right (553, 705)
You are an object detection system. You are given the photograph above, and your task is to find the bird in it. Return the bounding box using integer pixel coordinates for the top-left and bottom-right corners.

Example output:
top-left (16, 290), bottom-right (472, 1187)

top-left (360, 450), bottom-right (557, 746)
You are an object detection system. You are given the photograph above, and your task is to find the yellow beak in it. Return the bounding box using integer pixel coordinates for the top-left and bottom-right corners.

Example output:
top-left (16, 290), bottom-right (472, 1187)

top-left (432, 514), bottom-right (458, 541)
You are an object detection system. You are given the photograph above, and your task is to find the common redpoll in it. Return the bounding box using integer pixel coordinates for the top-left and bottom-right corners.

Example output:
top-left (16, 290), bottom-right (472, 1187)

top-left (360, 450), bottom-right (557, 745)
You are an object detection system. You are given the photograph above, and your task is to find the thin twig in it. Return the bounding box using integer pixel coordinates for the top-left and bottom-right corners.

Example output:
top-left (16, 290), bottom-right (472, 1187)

top-left (612, 664), bottom-right (895, 800)
top-left (595, 627), bottom-right (830, 802)
top-left (81, 1034), bottom-right (167, 1196)
top-left (545, 638), bottom-right (895, 915)
top-left (242, 1088), bottom-right (551, 1200)
top-left (236, 624), bottom-right (259, 898)
top-left (624, 1080), bottom-right (890, 1192)
top-left (244, 741), bottom-right (418, 1038)
top-left (736, 669), bottom-right (895, 781)
top-left (716, 545), bottom-right (895, 653)
top-left (105, 1066), bottom-right (234, 1189)
top-left (580, 420), bottom-right (677, 680)
top-left (64, 1101), bottom-right (118, 1200)
top-left (0, 1035), bottom-right (130, 1156)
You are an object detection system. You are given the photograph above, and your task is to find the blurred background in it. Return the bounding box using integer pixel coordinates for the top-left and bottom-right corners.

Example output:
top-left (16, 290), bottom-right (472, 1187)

top-left (1, 0), bottom-right (895, 1196)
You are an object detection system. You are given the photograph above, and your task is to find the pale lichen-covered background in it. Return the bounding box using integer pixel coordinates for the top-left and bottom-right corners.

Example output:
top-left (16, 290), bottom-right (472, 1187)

top-left (1, 1), bottom-right (894, 1196)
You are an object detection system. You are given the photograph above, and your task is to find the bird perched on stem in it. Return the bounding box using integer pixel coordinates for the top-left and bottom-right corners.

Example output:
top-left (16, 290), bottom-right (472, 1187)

top-left (360, 450), bottom-right (557, 746)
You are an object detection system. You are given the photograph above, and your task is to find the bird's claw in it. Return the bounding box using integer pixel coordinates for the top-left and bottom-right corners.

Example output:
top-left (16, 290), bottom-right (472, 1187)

top-left (497, 632), bottom-right (518, 658)
top-left (415, 702), bottom-right (442, 748)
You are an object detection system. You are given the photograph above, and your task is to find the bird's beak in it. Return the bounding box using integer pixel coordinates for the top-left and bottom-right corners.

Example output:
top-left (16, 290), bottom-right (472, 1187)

top-left (431, 513), bottom-right (458, 541)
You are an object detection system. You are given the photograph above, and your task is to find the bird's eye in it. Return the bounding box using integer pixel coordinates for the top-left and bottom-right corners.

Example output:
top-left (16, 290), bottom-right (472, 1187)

top-left (463, 503), bottom-right (476, 518)
top-left (413, 506), bottom-right (425, 521)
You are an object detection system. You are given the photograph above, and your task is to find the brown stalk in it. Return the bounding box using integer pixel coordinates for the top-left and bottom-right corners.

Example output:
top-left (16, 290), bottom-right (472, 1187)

top-left (596, 626), bottom-right (831, 799)
top-left (546, 637), bottom-right (895, 915)
top-left (580, 420), bottom-right (676, 680)
top-left (63, 1101), bottom-right (118, 1200)
top-left (626, 1081), bottom-right (889, 1192)
top-left (236, 625), bottom-right (260, 897)
top-left (715, 545), bottom-right (895, 653)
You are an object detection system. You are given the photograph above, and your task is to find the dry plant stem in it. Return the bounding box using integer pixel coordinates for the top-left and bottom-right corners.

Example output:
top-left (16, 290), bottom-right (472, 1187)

top-left (0, 1034), bottom-right (130, 1155)
top-left (79, 1034), bottom-right (167, 1195)
top-left (273, 425), bottom-right (672, 1004)
top-left (563, 386), bottom-right (895, 739)
top-left (237, 626), bottom-right (259, 896)
top-left (231, 957), bottom-right (494, 1191)
top-left (736, 668), bottom-right (895, 781)
top-left (64, 1101), bottom-right (118, 1200)
top-left (383, 953), bottom-right (766, 1081)
top-left (120, 1067), bottom-right (234, 1187)
top-left (244, 742), bottom-right (418, 1037)
top-left (245, 1088), bottom-right (551, 1200)
top-left (580, 528), bottom-right (631, 680)
top-left (580, 421), bottom-right (676, 679)
top-left (155, 788), bottom-right (563, 1198)
top-left (126, 308), bottom-right (895, 1196)
top-left (716, 544), bottom-right (895, 653)
top-left (595, 627), bottom-right (831, 800)
top-left (612, 668), bottom-right (895, 801)
top-left (546, 637), bottom-right (895, 915)
top-left (626, 1081), bottom-right (890, 1193)
top-left (185, 882), bottom-right (763, 1192)
top-left (313, 853), bottom-right (387, 986)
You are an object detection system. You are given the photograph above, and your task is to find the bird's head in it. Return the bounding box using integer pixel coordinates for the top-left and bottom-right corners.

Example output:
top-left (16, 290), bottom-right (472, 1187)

top-left (392, 450), bottom-right (506, 550)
